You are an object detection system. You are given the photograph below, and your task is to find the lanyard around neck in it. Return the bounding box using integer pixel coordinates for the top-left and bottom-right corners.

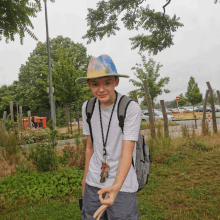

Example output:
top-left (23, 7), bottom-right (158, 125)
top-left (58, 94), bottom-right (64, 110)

top-left (98, 92), bottom-right (118, 151)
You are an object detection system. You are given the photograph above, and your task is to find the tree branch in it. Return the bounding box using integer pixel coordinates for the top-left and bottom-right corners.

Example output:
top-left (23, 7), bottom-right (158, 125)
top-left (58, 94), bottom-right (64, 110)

top-left (163, 0), bottom-right (171, 16)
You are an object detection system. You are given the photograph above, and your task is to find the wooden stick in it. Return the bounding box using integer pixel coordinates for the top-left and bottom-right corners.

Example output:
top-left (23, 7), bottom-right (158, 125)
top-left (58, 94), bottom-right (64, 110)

top-left (206, 82), bottom-right (217, 133)
top-left (9, 101), bottom-right (14, 130)
top-left (143, 80), bottom-right (155, 138)
top-left (160, 100), bottom-right (169, 138)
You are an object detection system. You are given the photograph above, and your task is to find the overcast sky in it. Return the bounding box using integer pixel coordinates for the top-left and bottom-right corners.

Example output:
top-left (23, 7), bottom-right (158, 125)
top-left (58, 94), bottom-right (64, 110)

top-left (0, 0), bottom-right (219, 103)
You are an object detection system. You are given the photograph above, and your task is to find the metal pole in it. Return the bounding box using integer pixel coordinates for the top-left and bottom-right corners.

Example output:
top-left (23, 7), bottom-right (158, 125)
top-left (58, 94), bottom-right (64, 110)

top-left (44, 1), bottom-right (56, 128)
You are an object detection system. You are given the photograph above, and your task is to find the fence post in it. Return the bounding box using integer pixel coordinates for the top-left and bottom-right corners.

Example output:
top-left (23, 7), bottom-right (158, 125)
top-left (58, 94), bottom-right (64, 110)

top-left (206, 82), bottom-right (217, 133)
top-left (2, 111), bottom-right (7, 132)
top-left (132, 91), bottom-right (139, 104)
top-left (202, 90), bottom-right (209, 133)
top-left (9, 101), bottom-right (14, 130)
top-left (28, 111), bottom-right (32, 129)
top-left (19, 106), bottom-right (23, 131)
top-left (143, 80), bottom-right (155, 138)
top-left (65, 105), bottom-right (70, 132)
top-left (160, 100), bottom-right (169, 138)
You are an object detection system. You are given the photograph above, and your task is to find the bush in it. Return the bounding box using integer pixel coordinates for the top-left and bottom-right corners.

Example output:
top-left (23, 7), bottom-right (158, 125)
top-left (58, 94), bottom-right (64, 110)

top-left (20, 128), bottom-right (50, 145)
top-left (60, 138), bottom-right (86, 169)
top-left (0, 167), bottom-right (83, 211)
top-left (0, 128), bottom-right (19, 160)
top-left (28, 142), bottom-right (58, 172)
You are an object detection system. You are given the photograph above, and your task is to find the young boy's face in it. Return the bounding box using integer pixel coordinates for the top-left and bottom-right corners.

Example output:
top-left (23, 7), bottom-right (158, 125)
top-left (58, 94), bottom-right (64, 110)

top-left (88, 76), bottom-right (119, 107)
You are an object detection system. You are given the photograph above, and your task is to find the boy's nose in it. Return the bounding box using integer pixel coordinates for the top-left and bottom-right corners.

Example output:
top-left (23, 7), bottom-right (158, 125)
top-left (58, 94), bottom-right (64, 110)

top-left (99, 84), bottom-right (105, 92)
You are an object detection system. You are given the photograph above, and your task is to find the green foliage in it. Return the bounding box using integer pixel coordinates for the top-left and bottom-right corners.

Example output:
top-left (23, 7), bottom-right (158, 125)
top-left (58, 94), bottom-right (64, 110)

top-left (56, 107), bottom-right (66, 127)
top-left (185, 76), bottom-right (203, 109)
top-left (15, 36), bottom-right (91, 113)
top-left (83, 0), bottom-right (184, 55)
top-left (0, 0), bottom-right (55, 44)
top-left (0, 167), bottom-right (83, 206)
top-left (60, 139), bottom-right (86, 169)
top-left (207, 89), bottom-right (219, 105)
top-left (178, 93), bottom-right (187, 107)
top-left (130, 54), bottom-right (170, 106)
top-left (0, 128), bottom-right (19, 159)
top-left (28, 141), bottom-right (58, 172)
top-left (0, 200), bottom-right (81, 220)
top-left (20, 128), bottom-right (50, 145)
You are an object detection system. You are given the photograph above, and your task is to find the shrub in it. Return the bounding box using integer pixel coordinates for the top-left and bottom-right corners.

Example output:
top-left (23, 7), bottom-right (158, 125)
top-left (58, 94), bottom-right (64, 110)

top-left (61, 139), bottom-right (86, 169)
top-left (28, 142), bottom-right (58, 172)
top-left (0, 167), bottom-right (84, 212)
top-left (20, 128), bottom-right (50, 145)
top-left (0, 128), bottom-right (19, 160)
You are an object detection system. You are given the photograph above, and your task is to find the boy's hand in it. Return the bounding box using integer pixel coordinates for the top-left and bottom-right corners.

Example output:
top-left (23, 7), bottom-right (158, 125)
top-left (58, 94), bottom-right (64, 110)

top-left (93, 185), bottom-right (120, 220)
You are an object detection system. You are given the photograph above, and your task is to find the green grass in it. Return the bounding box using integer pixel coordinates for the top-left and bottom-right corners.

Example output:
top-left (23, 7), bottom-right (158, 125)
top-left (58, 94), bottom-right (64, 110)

top-left (1, 133), bottom-right (220, 220)
top-left (1, 199), bottom-right (81, 220)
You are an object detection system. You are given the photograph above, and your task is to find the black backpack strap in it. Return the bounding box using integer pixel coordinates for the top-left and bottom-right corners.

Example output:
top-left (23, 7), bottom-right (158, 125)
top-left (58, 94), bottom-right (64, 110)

top-left (117, 95), bottom-right (133, 133)
top-left (117, 95), bottom-right (135, 167)
top-left (86, 97), bottom-right (97, 144)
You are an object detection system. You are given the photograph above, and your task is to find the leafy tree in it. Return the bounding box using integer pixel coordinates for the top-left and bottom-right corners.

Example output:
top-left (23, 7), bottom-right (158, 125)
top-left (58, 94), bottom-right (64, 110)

top-left (207, 89), bottom-right (219, 105)
top-left (0, 0), bottom-right (54, 44)
top-left (166, 100), bottom-right (177, 109)
top-left (83, 0), bottom-right (184, 55)
top-left (0, 82), bottom-right (19, 118)
top-left (130, 53), bottom-right (170, 108)
top-left (178, 93), bottom-right (187, 107)
top-left (16, 36), bottom-right (91, 113)
top-left (185, 76), bottom-right (203, 112)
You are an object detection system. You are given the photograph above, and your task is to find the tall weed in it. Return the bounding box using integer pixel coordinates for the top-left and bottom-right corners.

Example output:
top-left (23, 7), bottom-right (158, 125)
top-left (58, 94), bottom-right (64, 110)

top-left (0, 128), bottom-right (19, 160)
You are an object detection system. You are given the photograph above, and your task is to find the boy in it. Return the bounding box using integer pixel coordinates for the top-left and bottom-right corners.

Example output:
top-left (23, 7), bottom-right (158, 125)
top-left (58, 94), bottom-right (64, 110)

top-left (76, 55), bottom-right (141, 220)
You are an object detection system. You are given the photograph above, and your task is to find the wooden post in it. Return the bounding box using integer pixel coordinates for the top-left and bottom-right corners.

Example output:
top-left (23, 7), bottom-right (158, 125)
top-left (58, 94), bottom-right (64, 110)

top-left (9, 101), bottom-right (14, 130)
top-left (69, 106), bottom-right (73, 135)
top-left (217, 90), bottom-right (220, 104)
top-left (132, 91), bottom-right (139, 104)
top-left (202, 90), bottom-right (209, 133)
top-left (143, 80), bottom-right (155, 138)
top-left (65, 105), bottom-right (70, 132)
top-left (2, 111), bottom-right (7, 132)
top-left (160, 100), bottom-right (169, 138)
top-left (206, 82), bottom-right (217, 133)
top-left (19, 106), bottom-right (23, 131)
top-left (28, 111), bottom-right (32, 129)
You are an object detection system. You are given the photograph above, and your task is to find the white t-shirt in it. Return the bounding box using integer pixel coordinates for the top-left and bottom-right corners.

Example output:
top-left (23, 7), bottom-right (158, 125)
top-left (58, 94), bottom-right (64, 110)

top-left (82, 92), bottom-right (141, 192)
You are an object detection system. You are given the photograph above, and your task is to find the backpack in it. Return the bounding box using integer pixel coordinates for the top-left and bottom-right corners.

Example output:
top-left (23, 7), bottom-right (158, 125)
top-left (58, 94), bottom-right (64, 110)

top-left (86, 95), bottom-right (150, 192)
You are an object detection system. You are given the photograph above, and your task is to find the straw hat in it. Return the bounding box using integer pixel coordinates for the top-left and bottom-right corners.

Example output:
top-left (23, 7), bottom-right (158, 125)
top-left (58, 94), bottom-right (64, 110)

top-left (76, 54), bottom-right (129, 84)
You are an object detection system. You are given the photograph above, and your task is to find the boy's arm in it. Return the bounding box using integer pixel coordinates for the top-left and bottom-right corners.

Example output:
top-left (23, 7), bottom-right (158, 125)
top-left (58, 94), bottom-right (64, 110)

top-left (112, 140), bottom-right (135, 191)
top-left (82, 135), bottom-right (93, 197)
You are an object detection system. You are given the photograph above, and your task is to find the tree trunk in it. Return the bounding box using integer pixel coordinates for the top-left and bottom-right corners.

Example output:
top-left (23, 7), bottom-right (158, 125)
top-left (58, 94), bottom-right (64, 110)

top-left (160, 100), bottom-right (169, 138)
top-left (143, 80), bottom-right (155, 138)
top-left (206, 82), bottom-right (217, 133)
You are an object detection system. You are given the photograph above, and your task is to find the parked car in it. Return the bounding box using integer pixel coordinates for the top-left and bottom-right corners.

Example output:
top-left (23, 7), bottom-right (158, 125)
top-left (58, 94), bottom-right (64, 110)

top-left (208, 105), bottom-right (220, 112)
top-left (195, 106), bottom-right (211, 112)
top-left (171, 108), bottom-right (179, 114)
top-left (178, 107), bottom-right (186, 113)
top-left (184, 106), bottom-right (194, 112)
top-left (141, 112), bottom-right (174, 121)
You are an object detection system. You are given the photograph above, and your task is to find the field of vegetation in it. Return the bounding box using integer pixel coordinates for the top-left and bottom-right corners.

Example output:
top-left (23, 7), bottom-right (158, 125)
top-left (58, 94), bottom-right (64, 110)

top-left (0, 125), bottom-right (220, 220)
top-left (172, 112), bottom-right (220, 120)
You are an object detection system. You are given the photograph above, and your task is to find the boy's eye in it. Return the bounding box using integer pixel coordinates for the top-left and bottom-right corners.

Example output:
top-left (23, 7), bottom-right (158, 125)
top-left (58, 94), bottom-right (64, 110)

top-left (92, 83), bottom-right (98, 87)
top-left (105, 82), bottom-right (110, 85)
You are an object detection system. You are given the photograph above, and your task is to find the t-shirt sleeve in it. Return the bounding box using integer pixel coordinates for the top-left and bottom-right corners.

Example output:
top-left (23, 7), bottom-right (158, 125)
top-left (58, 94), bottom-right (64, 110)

top-left (123, 101), bottom-right (141, 141)
top-left (82, 101), bottom-right (90, 136)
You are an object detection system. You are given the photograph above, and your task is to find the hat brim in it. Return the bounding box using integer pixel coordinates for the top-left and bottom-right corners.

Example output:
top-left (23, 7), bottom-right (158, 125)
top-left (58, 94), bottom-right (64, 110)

top-left (76, 74), bottom-right (129, 84)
